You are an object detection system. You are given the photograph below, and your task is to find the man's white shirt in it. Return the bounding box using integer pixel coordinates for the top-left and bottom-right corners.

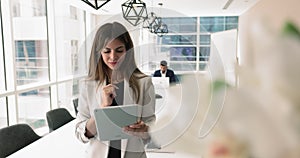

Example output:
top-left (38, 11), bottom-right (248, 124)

top-left (160, 70), bottom-right (167, 77)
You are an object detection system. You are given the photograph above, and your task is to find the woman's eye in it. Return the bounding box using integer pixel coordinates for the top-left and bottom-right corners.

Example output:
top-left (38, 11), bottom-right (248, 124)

top-left (102, 50), bottom-right (110, 54)
top-left (116, 49), bottom-right (124, 53)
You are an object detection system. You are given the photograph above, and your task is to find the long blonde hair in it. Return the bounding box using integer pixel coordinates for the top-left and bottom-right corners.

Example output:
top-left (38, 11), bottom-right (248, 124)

top-left (87, 22), bottom-right (146, 102)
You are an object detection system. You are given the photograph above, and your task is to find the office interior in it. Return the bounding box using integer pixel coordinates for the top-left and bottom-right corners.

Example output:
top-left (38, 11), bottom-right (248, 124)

top-left (0, 0), bottom-right (300, 157)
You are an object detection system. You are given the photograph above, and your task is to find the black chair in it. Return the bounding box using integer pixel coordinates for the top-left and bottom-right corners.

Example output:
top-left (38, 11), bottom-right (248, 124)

top-left (0, 124), bottom-right (41, 157)
top-left (155, 94), bottom-right (163, 99)
top-left (46, 108), bottom-right (75, 132)
top-left (73, 98), bottom-right (78, 115)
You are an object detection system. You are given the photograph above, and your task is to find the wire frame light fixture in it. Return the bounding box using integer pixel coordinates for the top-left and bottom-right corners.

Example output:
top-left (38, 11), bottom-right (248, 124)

top-left (122, 0), bottom-right (148, 26)
top-left (82, 0), bottom-right (111, 10)
top-left (142, 12), bottom-right (157, 33)
top-left (152, 2), bottom-right (168, 37)
top-left (152, 17), bottom-right (168, 37)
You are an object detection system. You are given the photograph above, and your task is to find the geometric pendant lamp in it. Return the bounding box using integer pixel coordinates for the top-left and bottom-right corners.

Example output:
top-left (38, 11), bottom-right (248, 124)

top-left (122, 0), bottom-right (148, 26)
top-left (152, 3), bottom-right (168, 37)
top-left (82, 0), bottom-right (111, 10)
top-left (152, 17), bottom-right (168, 37)
top-left (143, 12), bottom-right (157, 33)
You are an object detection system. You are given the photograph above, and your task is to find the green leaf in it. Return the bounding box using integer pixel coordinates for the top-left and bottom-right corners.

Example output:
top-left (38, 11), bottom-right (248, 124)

top-left (212, 79), bottom-right (230, 91)
top-left (282, 21), bottom-right (300, 40)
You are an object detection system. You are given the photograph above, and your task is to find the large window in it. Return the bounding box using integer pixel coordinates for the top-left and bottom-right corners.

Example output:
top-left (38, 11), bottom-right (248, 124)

top-left (0, 97), bottom-right (7, 129)
top-left (164, 17), bottom-right (197, 33)
top-left (17, 87), bottom-right (50, 128)
top-left (169, 47), bottom-right (196, 61)
top-left (198, 17), bottom-right (238, 70)
top-left (159, 17), bottom-right (198, 72)
top-left (12, 0), bottom-right (49, 87)
top-left (15, 40), bottom-right (49, 86)
top-left (54, 3), bottom-right (87, 79)
top-left (161, 35), bottom-right (196, 45)
top-left (10, 0), bottom-right (50, 131)
top-left (11, 0), bottom-right (46, 17)
top-left (0, 0), bottom-right (90, 135)
top-left (140, 16), bottom-right (238, 73)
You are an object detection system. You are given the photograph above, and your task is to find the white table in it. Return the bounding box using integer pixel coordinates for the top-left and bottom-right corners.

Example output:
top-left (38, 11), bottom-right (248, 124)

top-left (8, 120), bottom-right (202, 158)
top-left (8, 120), bottom-right (88, 158)
top-left (9, 80), bottom-right (208, 158)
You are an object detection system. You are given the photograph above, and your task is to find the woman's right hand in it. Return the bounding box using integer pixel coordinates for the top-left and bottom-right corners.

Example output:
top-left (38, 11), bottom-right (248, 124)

top-left (101, 84), bottom-right (118, 107)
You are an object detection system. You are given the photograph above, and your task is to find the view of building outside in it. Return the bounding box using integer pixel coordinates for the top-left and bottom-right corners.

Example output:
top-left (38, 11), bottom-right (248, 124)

top-left (138, 16), bottom-right (238, 74)
top-left (12, 0), bottom-right (50, 131)
top-left (165, 16), bottom-right (238, 72)
top-left (0, 0), bottom-right (89, 134)
top-left (15, 40), bottom-right (49, 86)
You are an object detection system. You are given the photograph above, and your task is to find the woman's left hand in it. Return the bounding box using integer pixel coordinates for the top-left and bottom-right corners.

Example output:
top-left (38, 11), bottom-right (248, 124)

top-left (123, 121), bottom-right (150, 139)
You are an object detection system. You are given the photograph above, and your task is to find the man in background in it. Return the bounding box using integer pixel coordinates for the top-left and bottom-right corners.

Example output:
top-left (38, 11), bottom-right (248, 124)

top-left (153, 60), bottom-right (177, 84)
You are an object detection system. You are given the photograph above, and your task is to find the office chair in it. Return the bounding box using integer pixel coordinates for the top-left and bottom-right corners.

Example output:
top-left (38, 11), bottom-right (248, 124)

top-left (73, 98), bottom-right (78, 115)
top-left (155, 94), bottom-right (163, 99)
top-left (0, 124), bottom-right (41, 158)
top-left (46, 108), bottom-right (75, 132)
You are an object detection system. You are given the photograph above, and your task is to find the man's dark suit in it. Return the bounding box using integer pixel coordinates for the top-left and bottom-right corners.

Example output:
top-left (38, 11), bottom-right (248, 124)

top-left (153, 69), bottom-right (177, 84)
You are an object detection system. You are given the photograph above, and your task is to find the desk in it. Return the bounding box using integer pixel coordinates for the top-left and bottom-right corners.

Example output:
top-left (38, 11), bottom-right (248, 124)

top-left (9, 76), bottom-right (208, 158)
top-left (7, 120), bottom-right (202, 158)
top-left (8, 120), bottom-right (88, 158)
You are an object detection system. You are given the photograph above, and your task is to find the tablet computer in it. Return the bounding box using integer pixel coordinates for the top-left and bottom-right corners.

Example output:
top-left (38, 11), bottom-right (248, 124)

top-left (94, 104), bottom-right (142, 141)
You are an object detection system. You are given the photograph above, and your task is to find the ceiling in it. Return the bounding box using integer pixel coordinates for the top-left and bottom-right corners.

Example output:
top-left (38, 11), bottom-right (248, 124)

top-left (71, 0), bottom-right (261, 16)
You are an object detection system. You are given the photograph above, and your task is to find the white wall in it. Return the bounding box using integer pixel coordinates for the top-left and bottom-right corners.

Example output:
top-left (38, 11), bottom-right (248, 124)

top-left (210, 29), bottom-right (238, 86)
top-left (238, 0), bottom-right (300, 67)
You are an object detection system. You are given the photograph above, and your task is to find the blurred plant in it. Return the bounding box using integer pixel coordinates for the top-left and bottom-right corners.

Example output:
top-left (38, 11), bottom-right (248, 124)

top-left (213, 20), bottom-right (300, 158)
top-left (282, 21), bottom-right (300, 40)
top-left (204, 129), bottom-right (250, 158)
top-left (212, 79), bottom-right (230, 92)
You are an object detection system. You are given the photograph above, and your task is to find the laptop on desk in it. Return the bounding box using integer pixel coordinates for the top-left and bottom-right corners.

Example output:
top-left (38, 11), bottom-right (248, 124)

top-left (151, 77), bottom-right (169, 89)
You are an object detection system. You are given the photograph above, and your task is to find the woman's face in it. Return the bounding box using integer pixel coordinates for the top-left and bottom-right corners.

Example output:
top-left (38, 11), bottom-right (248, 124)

top-left (100, 39), bottom-right (126, 70)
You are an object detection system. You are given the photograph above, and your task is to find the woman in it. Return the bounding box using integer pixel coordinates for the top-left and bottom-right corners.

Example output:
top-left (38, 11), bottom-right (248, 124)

top-left (75, 22), bottom-right (156, 158)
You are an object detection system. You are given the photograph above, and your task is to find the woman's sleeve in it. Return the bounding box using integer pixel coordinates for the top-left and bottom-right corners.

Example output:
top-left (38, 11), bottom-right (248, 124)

top-left (75, 80), bottom-right (91, 143)
top-left (141, 77), bottom-right (156, 124)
